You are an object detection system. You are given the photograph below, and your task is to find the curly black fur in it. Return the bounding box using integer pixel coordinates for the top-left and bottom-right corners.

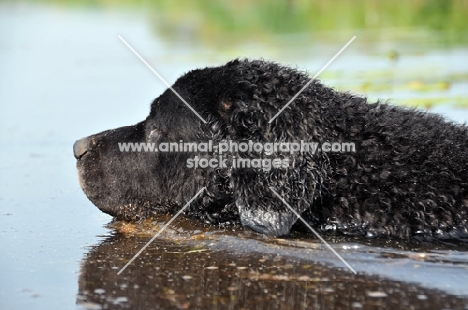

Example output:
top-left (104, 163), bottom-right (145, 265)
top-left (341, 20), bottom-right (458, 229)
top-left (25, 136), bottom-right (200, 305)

top-left (74, 59), bottom-right (468, 240)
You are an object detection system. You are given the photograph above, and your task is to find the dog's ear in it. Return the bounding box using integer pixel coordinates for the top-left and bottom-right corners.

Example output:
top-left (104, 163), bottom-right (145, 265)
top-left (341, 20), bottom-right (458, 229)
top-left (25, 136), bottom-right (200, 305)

top-left (207, 60), bottom-right (331, 236)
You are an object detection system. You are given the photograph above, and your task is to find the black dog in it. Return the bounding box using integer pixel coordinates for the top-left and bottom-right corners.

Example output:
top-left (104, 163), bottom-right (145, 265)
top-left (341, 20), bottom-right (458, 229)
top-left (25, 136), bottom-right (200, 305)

top-left (74, 59), bottom-right (468, 240)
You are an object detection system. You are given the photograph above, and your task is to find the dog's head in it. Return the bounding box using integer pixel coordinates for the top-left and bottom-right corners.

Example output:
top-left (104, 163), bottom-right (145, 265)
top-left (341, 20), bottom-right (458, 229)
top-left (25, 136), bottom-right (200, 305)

top-left (74, 59), bottom-right (329, 236)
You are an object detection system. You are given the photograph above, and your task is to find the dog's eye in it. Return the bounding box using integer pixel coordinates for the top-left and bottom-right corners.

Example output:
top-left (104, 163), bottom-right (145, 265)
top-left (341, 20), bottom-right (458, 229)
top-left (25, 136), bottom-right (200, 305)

top-left (148, 129), bottom-right (161, 141)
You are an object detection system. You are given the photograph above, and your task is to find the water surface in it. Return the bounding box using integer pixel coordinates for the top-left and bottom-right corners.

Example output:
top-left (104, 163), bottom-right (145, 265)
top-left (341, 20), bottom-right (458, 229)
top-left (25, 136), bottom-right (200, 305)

top-left (1, 2), bottom-right (468, 309)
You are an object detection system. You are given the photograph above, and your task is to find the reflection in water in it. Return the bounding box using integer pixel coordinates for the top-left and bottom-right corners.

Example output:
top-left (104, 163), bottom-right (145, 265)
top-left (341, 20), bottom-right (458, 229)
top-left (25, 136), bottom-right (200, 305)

top-left (77, 218), bottom-right (468, 309)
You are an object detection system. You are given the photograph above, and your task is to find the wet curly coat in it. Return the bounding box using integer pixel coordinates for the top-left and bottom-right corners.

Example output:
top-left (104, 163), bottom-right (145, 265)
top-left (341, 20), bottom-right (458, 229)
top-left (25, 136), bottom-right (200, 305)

top-left (74, 59), bottom-right (468, 240)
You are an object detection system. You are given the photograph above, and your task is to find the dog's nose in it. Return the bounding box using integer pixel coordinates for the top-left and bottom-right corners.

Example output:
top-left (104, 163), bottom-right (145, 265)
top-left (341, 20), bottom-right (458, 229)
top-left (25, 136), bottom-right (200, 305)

top-left (73, 137), bottom-right (89, 160)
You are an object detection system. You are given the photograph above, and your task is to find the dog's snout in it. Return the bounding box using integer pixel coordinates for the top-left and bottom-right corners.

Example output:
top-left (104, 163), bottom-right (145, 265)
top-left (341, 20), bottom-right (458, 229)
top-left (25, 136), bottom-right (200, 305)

top-left (73, 137), bottom-right (89, 160)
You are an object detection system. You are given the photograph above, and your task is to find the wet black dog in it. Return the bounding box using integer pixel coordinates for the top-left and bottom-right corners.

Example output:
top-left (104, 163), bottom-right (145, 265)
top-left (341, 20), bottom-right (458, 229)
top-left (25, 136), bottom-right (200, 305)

top-left (74, 59), bottom-right (468, 240)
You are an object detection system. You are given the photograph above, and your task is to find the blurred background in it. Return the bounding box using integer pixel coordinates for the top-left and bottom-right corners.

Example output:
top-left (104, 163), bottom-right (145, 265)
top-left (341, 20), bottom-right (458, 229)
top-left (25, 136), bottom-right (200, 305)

top-left (1, 1), bottom-right (467, 309)
top-left (2, 0), bottom-right (468, 140)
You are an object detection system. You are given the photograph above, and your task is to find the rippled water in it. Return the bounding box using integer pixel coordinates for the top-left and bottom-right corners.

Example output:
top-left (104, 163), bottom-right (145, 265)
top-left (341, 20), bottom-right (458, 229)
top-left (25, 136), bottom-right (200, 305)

top-left (76, 218), bottom-right (468, 309)
top-left (1, 2), bottom-right (468, 309)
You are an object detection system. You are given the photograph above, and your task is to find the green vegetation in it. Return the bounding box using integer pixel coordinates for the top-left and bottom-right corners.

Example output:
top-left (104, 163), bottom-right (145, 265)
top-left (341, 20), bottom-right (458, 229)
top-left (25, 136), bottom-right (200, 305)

top-left (149, 0), bottom-right (468, 44)
top-left (21, 0), bottom-right (467, 109)
top-left (22, 0), bottom-right (468, 45)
